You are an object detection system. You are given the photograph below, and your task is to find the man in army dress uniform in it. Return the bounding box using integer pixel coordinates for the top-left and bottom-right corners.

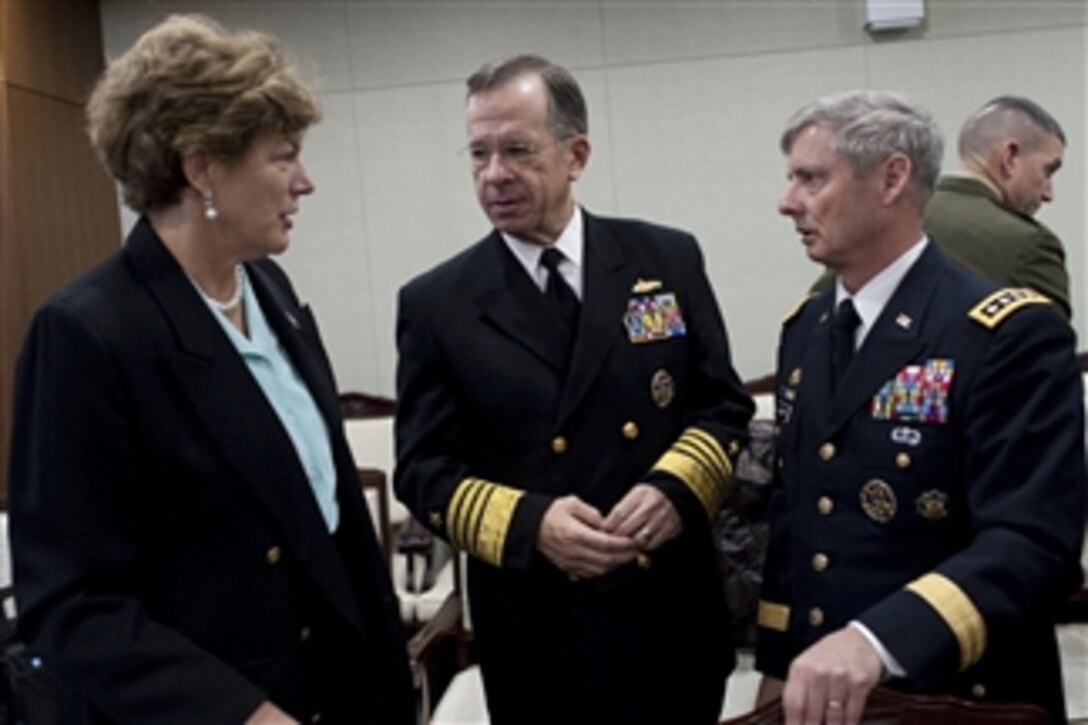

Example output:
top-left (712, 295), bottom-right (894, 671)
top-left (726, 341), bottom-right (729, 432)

top-left (923, 95), bottom-right (1071, 320)
top-left (757, 91), bottom-right (1084, 724)
top-left (394, 55), bottom-right (753, 724)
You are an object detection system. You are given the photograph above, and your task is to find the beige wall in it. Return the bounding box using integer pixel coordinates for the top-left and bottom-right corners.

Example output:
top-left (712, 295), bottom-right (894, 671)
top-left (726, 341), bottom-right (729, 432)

top-left (100, 0), bottom-right (1087, 393)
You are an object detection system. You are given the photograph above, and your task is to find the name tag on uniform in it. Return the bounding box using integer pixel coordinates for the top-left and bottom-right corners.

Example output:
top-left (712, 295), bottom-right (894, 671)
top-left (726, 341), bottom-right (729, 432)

top-left (871, 358), bottom-right (954, 423)
top-left (624, 292), bottom-right (687, 344)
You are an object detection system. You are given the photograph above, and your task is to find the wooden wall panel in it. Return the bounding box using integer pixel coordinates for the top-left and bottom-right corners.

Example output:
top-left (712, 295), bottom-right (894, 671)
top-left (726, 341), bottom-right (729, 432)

top-left (3, 0), bottom-right (104, 103)
top-left (0, 3), bottom-right (7, 83)
top-left (0, 85), bottom-right (10, 508)
top-left (0, 0), bottom-right (118, 504)
top-left (5, 85), bottom-right (120, 353)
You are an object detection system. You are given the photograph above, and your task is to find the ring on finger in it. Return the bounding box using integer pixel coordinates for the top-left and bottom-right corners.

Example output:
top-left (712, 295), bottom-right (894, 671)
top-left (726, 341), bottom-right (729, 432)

top-left (827, 699), bottom-right (843, 711)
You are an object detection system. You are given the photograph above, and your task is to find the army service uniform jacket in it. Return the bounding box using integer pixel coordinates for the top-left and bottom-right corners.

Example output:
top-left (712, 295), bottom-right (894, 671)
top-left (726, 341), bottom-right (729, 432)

top-left (9, 218), bottom-right (415, 724)
top-left (924, 174), bottom-right (1071, 320)
top-left (395, 211), bottom-right (754, 725)
top-left (755, 242), bottom-right (1085, 722)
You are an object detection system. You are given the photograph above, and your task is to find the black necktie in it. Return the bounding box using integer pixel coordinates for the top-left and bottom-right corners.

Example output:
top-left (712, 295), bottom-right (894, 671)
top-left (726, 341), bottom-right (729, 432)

top-left (832, 298), bottom-right (861, 386)
top-left (540, 247), bottom-right (580, 331)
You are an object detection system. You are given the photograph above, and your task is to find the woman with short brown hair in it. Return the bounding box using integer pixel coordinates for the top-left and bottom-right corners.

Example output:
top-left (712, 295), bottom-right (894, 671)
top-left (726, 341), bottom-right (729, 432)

top-left (9, 15), bottom-right (413, 724)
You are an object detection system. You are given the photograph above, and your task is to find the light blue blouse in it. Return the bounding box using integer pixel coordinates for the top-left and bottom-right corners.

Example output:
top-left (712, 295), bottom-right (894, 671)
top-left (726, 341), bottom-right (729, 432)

top-left (195, 266), bottom-right (339, 532)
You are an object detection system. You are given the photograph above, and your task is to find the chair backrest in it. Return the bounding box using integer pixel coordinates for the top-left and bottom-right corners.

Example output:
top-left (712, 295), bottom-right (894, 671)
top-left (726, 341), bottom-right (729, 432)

top-left (751, 393), bottom-right (774, 423)
top-left (342, 416), bottom-right (410, 528)
top-left (339, 391), bottom-right (396, 418)
top-left (720, 688), bottom-right (1048, 725)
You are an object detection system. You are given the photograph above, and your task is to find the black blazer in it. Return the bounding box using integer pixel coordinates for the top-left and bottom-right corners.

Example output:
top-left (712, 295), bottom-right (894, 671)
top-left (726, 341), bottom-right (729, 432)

top-left (8, 218), bottom-right (413, 724)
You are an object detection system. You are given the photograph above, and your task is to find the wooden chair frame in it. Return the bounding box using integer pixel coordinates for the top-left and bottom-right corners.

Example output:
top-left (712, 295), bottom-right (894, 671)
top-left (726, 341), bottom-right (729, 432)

top-left (720, 687), bottom-right (1048, 724)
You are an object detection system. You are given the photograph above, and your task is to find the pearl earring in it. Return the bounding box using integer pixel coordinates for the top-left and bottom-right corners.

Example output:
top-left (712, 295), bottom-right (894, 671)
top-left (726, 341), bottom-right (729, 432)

top-left (203, 193), bottom-right (219, 221)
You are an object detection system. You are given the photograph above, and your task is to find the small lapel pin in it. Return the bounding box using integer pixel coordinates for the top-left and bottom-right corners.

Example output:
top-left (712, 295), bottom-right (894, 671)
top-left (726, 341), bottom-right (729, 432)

top-left (895, 313), bottom-right (913, 330)
top-left (285, 311), bottom-right (300, 329)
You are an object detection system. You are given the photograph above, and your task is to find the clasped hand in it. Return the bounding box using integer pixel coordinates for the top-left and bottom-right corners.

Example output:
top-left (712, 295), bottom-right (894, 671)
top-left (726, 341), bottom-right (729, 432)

top-left (536, 483), bottom-right (682, 579)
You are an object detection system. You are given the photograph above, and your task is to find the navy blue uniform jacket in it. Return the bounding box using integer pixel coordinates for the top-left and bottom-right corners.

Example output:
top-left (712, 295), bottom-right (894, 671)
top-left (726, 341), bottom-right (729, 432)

top-left (395, 211), bottom-right (754, 725)
top-left (8, 218), bottom-right (414, 724)
top-left (756, 242), bottom-right (1085, 722)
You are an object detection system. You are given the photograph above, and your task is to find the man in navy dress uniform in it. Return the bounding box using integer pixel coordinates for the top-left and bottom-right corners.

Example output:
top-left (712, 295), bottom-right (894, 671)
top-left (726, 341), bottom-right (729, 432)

top-left (394, 55), bottom-right (753, 724)
top-left (756, 91), bottom-right (1084, 724)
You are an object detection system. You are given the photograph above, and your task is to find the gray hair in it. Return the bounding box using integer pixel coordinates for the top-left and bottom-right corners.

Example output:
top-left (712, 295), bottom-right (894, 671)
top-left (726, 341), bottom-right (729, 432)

top-left (466, 54), bottom-right (587, 138)
top-left (780, 90), bottom-right (944, 203)
top-left (958, 95), bottom-right (1065, 159)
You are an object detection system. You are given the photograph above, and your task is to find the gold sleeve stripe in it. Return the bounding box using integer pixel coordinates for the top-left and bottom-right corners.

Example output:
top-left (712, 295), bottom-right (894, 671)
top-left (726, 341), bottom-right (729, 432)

top-left (476, 486), bottom-right (524, 567)
top-left (905, 572), bottom-right (987, 670)
top-left (678, 435), bottom-right (730, 508)
top-left (968, 287), bottom-right (1050, 329)
top-left (446, 478), bottom-right (476, 550)
top-left (445, 476), bottom-right (525, 568)
top-left (653, 449), bottom-right (714, 514)
top-left (757, 600), bottom-right (790, 632)
top-left (651, 427), bottom-right (733, 518)
top-left (449, 478), bottom-right (478, 550)
top-left (666, 440), bottom-right (720, 513)
top-left (673, 439), bottom-right (726, 499)
top-left (459, 480), bottom-right (490, 551)
top-left (452, 477), bottom-right (488, 550)
top-left (683, 427), bottom-right (733, 501)
top-left (686, 427), bottom-right (732, 475)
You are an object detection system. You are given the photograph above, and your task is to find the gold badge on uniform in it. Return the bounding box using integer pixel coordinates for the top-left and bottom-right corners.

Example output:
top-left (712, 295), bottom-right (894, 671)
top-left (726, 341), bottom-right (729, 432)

top-left (860, 479), bottom-right (897, 523)
top-left (915, 489), bottom-right (950, 521)
top-left (651, 368), bottom-right (675, 409)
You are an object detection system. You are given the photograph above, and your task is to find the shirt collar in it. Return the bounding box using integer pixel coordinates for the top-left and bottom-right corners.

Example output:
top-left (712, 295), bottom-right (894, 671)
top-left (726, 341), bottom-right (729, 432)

top-left (502, 206), bottom-right (583, 265)
top-left (836, 235), bottom-right (928, 347)
top-left (501, 206), bottom-right (584, 295)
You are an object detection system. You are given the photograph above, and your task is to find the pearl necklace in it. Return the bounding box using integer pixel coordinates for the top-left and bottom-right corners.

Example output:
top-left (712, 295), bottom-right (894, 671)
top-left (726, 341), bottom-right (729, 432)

top-left (196, 264), bottom-right (244, 312)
